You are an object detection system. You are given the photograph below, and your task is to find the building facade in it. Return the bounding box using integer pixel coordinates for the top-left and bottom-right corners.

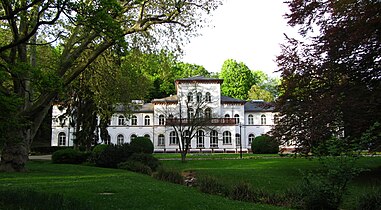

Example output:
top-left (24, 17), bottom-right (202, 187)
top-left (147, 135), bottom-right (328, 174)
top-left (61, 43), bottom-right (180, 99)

top-left (51, 76), bottom-right (279, 153)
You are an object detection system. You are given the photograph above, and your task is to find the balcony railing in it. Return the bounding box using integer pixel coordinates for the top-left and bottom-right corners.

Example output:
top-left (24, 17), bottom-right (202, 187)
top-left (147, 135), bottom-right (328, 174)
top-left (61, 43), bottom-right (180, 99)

top-left (166, 118), bottom-right (237, 126)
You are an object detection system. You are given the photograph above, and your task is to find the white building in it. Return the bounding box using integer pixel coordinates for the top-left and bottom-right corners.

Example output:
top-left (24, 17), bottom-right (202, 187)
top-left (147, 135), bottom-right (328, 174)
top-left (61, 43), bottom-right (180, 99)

top-left (51, 76), bottom-right (279, 153)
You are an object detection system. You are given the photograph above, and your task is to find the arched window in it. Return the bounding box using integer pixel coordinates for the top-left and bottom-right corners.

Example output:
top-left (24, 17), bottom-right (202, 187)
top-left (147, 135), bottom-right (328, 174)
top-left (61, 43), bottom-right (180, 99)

top-left (187, 92), bottom-right (193, 102)
top-left (117, 134), bottom-right (124, 145)
top-left (205, 108), bottom-right (211, 118)
top-left (169, 131), bottom-right (178, 145)
top-left (131, 115), bottom-right (137, 125)
top-left (196, 92), bottom-right (202, 102)
top-left (158, 134), bottom-right (165, 146)
top-left (205, 92), bottom-right (211, 102)
top-left (210, 130), bottom-right (218, 148)
top-left (195, 108), bottom-right (202, 118)
top-left (144, 115), bottom-right (150, 125)
top-left (118, 115), bottom-right (125, 125)
top-left (224, 114), bottom-right (230, 118)
top-left (223, 131), bottom-right (232, 144)
top-left (235, 133), bottom-right (241, 146)
top-left (248, 134), bottom-right (255, 145)
top-left (197, 130), bottom-right (205, 148)
top-left (248, 114), bottom-right (254, 125)
top-left (188, 108), bottom-right (194, 118)
top-left (130, 134), bottom-right (137, 141)
top-left (104, 135), bottom-right (111, 145)
top-left (168, 114), bottom-right (174, 119)
top-left (234, 114), bottom-right (240, 124)
top-left (183, 130), bottom-right (191, 148)
top-left (144, 134), bottom-right (150, 140)
top-left (158, 115), bottom-right (165, 125)
top-left (261, 114), bottom-right (266, 125)
top-left (58, 132), bottom-right (66, 146)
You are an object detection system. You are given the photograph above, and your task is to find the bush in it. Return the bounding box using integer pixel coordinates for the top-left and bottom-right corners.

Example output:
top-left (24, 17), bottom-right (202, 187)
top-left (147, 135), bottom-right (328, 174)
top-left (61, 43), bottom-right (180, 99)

top-left (95, 143), bottom-right (133, 168)
top-left (118, 160), bottom-right (152, 175)
top-left (355, 188), bottom-right (381, 210)
top-left (51, 148), bottom-right (89, 164)
top-left (89, 144), bottom-right (109, 163)
top-left (153, 167), bottom-right (183, 184)
top-left (197, 175), bottom-right (227, 196)
top-left (128, 153), bottom-right (160, 171)
top-left (229, 182), bottom-right (255, 202)
top-left (130, 137), bottom-right (154, 154)
top-left (251, 135), bottom-right (279, 154)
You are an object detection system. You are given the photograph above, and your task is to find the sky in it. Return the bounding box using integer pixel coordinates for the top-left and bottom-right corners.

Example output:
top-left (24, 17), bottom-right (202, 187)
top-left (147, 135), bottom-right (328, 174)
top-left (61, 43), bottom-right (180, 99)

top-left (181, 0), bottom-right (297, 77)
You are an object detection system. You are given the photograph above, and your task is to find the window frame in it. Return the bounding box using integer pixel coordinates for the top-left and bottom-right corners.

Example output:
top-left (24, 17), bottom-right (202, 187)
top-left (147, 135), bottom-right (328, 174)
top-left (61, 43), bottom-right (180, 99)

top-left (223, 131), bottom-right (232, 145)
top-left (58, 132), bottom-right (66, 146)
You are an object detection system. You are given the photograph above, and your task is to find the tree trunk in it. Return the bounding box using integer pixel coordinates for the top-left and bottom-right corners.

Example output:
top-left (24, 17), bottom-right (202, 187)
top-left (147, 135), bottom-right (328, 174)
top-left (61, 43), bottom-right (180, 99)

top-left (181, 151), bottom-right (187, 162)
top-left (0, 129), bottom-right (29, 172)
top-left (0, 101), bottom-right (51, 172)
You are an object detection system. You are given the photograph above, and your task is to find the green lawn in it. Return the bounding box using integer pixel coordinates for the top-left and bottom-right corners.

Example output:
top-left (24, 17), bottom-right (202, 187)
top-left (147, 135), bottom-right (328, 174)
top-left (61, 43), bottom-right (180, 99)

top-left (160, 156), bottom-right (381, 208)
top-left (0, 160), bottom-right (287, 210)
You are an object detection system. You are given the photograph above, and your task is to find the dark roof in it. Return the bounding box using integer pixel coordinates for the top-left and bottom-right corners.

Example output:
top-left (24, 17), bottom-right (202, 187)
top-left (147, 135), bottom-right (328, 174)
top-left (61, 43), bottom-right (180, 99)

top-left (244, 100), bottom-right (275, 112)
top-left (176, 76), bottom-right (223, 84)
top-left (114, 103), bottom-right (154, 113)
top-left (152, 95), bottom-right (178, 104)
top-left (220, 95), bottom-right (246, 104)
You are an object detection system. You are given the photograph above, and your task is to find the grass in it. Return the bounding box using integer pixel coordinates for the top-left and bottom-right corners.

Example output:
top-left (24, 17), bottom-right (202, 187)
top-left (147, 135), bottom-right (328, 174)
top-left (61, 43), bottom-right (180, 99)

top-left (160, 156), bottom-right (381, 208)
top-left (0, 160), bottom-right (287, 210)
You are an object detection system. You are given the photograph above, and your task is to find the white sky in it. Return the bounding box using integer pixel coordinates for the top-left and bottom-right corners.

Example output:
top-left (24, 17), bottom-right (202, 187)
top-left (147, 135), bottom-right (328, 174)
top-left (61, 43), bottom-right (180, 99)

top-left (181, 0), bottom-right (297, 77)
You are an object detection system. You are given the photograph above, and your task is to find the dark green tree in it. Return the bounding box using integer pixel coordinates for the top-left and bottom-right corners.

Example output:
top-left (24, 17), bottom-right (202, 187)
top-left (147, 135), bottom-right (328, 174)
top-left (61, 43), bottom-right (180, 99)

top-left (273, 0), bottom-right (381, 154)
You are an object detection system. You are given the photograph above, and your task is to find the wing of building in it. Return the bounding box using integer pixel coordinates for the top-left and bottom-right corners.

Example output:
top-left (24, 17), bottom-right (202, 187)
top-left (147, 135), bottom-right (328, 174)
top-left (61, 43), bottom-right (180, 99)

top-left (51, 76), bottom-right (280, 153)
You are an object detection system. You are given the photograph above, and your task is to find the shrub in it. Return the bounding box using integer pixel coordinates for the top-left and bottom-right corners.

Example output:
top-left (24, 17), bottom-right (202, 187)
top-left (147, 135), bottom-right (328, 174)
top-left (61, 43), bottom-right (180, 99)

top-left (128, 153), bottom-right (160, 171)
top-left (197, 175), bottom-right (227, 196)
top-left (251, 134), bottom-right (279, 154)
top-left (51, 148), bottom-right (89, 164)
top-left (118, 160), bottom-right (152, 175)
top-left (355, 188), bottom-right (381, 210)
top-left (89, 144), bottom-right (109, 163)
top-left (229, 182), bottom-right (255, 202)
top-left (130, 137), bottom-right (154, 154)
top-left (153, 167), bottom-right (183, 184)
top-left (30, 146), bottom-right (68, 155)
top-left (95, 143), bottom-right (133, 168)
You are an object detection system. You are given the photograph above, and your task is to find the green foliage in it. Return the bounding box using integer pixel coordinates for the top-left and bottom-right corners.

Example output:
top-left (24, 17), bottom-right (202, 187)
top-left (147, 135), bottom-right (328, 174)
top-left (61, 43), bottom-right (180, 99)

top-left (118, 160), bottom-right (152, 175)
top-left (359, 122), bottom-right (381, 152)
top-left (219, 59), bottom-right (256, 100)
top-left (312, 137), bottom-right (352, 156)
top-left (51, 148), bottom-right (89, 164)
top-left (290, 156), bottom-right (362, 210)
top-left (251, 135), bottom-right (279, 154)
top-left (0, 188), bottom-right (91, 210)
top-left (153, 167), bottom-right (183, 185)
top-left (197, 175), bottom-right (227, 196)
top-left (130, 137), bottom-right (154, 154)
top-left (247, 84), bottom-right (274, 102)
top-left (95, 143), bottom-right (133, 168)
top-left (92, 144), bottom-right (110, 156)
top-left (355, 188), bottom-right (381, 210)
top-left (128, 153), bottom-right (160, 171)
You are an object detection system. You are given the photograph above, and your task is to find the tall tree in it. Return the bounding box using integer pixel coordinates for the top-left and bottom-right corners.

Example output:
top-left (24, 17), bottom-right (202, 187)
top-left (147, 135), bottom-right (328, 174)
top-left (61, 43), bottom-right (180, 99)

top-left (0, 0), bottom-right (222, 172)
top-left (273, 0), bottom-right (381, 153)
top-left (219, 59), bottom-right (256, 100)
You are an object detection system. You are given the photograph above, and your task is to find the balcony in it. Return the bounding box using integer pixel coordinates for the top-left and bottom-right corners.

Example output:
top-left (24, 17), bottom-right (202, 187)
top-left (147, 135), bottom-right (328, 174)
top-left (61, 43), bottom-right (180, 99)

top-left (166, 118), bottom-right (237, 126)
